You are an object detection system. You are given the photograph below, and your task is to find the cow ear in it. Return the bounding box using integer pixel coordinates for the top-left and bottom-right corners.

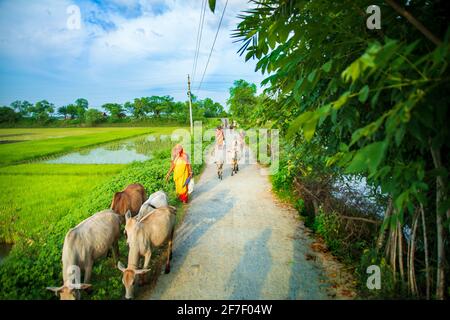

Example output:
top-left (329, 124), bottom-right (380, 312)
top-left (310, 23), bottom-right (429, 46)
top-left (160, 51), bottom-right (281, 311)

top-left (78, 283), bottom-right (92, 290)
top-left (117, 261), bottom-right (126, 272)
top-left (135, 268), bottom-right (150, 275)
top-left (46, 286), bottom-right (64, 294)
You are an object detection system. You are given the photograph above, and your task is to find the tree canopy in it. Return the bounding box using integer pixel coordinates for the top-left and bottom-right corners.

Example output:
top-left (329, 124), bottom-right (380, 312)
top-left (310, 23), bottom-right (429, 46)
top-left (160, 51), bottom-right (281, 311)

top-left (233, 0), bottom-right (449, 299)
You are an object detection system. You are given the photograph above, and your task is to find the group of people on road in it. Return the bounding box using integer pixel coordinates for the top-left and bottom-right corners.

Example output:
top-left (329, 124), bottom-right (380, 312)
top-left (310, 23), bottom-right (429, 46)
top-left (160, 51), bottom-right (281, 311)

top-left (214, 121), bottom-right (245, 178)
top-left (165, 120), bottom-right (245, 203)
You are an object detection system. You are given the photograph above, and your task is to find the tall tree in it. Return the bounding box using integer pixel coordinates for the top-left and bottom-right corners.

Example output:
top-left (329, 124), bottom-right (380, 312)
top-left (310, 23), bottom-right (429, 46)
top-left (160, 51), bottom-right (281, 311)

top-left (202, 98), bottom-right (225, 118)
top-left (85, 108), bottom-right (105, 126)
top-left (66, 104), bottom-right (78, 120)
top-left (147, 95), bottom-right (174, 118)
top-left (29, 100), bottom-right (54, 123)
top-left (227, 79), bottom-right (258, 124)
top-left (57, 106), bottom-right (69, 120)
top-left (102, 103), bottom-right (125, 120)
top-left (131, 98), bottom-right (150, 119)
top-left (0, 107), bottom-right (20, 123)
top-left (75, 98), bottom-right (89, 121)
top-left (10, 100), bottom-right (32, 117)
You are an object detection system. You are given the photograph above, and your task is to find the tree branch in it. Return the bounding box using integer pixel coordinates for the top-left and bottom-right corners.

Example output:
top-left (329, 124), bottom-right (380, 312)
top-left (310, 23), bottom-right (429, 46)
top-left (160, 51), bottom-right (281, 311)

top-left (339, 215), bottom-right (381, 225)
top-left (385, 0), bottom-right (442, 46)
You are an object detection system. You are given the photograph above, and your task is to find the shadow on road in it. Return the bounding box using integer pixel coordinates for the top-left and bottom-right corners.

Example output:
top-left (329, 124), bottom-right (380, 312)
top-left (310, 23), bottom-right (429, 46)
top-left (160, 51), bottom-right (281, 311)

top-left (288, 226), bottom-right (329, 299)
top-left (226, 228), bottom-right (272, 299)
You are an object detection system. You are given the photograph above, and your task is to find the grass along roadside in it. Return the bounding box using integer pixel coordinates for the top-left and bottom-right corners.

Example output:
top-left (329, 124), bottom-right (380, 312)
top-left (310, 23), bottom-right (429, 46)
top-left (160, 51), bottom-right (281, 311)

top-left (0, 127), bottom-right (179, 166)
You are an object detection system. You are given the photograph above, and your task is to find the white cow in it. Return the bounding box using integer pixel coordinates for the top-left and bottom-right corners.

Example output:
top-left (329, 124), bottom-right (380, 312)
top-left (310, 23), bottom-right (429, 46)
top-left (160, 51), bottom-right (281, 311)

top-left (136, 190), bottom-right (169, 220)
top-left (47, 209), bottom-right (121, 300)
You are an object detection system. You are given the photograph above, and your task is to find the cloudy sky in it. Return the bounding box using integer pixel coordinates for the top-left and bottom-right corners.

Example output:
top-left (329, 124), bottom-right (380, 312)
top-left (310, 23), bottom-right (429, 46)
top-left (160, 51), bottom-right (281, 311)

top-left (0, 0), bottom-right (264, 109)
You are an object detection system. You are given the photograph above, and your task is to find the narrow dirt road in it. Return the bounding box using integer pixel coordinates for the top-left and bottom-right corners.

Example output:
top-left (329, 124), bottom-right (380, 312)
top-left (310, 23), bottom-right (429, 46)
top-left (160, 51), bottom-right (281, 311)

top-left (141, 147), bottom-right (355, 300)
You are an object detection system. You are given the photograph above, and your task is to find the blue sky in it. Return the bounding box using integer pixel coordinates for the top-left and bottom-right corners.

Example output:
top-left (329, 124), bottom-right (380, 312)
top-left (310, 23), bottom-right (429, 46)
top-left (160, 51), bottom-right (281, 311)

top-left (0, 0), bottom-right (264, 109)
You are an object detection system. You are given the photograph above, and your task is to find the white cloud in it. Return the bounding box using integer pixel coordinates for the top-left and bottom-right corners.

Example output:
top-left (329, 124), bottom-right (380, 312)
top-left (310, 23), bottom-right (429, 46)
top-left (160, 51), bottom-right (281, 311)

top-left (0, 0), bottom-right (264, 108)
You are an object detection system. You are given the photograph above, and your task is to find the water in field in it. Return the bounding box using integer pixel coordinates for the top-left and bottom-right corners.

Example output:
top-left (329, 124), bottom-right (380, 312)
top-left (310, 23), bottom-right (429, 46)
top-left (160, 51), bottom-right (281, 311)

top-left (0, 243), bottom-right (12, 264)
top-left (44, 134), bottom-right (175, 164)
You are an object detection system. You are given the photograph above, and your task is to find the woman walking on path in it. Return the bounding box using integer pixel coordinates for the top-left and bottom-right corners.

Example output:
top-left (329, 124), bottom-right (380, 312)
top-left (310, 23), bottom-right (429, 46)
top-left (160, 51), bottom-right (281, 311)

top-left (165, 144), bottom-right (192, 203)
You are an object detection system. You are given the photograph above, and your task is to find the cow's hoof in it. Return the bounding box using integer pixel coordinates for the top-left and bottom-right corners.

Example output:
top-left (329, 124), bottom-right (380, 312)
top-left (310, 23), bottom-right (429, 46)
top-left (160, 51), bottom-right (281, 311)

top-left (165, 267), bottom-right (171, 274)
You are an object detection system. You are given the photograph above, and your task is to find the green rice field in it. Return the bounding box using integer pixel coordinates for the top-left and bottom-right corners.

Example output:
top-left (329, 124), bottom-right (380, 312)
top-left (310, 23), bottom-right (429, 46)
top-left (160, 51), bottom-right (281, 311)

top-left (0, 127), bottom-right (178, 165)
top-left (0, 164), bottom-right (126, 243)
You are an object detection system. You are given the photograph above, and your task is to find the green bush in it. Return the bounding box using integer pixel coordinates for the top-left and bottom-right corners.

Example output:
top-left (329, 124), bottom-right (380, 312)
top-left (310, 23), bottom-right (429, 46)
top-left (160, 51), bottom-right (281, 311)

top-left (313, 210), bottom-right (342, 253)
top-left (85, 109), bottom-right (106, 126)
top-left (357, 248), bottom-right (400, 299)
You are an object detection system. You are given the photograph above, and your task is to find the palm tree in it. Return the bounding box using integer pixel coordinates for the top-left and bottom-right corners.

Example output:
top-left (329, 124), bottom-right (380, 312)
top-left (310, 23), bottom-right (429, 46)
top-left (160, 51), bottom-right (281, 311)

top-left (57, 106), bottom-right (69, 120)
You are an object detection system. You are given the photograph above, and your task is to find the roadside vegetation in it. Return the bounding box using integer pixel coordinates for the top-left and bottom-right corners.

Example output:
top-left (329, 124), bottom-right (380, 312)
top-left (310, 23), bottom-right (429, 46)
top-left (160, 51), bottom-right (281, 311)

top-left (229, 1), bottom-right (449, 299)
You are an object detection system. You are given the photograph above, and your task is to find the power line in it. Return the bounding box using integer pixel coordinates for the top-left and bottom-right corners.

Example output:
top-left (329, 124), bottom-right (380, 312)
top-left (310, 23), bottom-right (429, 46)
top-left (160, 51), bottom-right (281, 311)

top-left (191, 0), bottom-right (207, 84)
top-left (196, 0), bottom-right (229, 94)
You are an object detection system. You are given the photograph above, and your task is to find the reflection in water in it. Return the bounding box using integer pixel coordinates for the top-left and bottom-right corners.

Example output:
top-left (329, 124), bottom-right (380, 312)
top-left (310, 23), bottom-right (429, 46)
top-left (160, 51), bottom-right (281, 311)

top-left (45, 134), bottom-right (176, 164)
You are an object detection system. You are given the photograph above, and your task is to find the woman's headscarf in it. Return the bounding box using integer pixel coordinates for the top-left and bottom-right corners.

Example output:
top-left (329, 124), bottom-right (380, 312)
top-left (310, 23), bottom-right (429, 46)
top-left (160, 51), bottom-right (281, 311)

top-left (172, 144), bottom-right (183, 160)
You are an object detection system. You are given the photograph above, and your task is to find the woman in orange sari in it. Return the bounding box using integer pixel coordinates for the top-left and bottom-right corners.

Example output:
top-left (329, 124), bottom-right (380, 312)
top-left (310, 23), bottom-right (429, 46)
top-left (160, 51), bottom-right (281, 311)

top-left (165, 144), bottom-right (192, 203)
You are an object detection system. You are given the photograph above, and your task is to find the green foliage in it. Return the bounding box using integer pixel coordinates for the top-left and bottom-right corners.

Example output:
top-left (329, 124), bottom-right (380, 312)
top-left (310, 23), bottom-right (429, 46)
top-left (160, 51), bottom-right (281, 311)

top-left (234, 0), bottom-right (450, 298)
top-left (357, 248), bottom-right (399, 299)
top-left (85, 108), bottom-right (106, 126)
top-left (208, 0), bottom-right (216, 13)
top-left (102, 103), bottom-right (125, 121)
top-left (226, 79), bottom-right (260, 126)
top-left (314, 210), bottom-right (342, 254)
top-left (28, 100), bottom-right (54, 124)
top-left (0, 107), bottom-right (21, 123)
top-left (2, 94), bottom-right (224, 127)
top-left (10, 101), bottom-right (32, 117)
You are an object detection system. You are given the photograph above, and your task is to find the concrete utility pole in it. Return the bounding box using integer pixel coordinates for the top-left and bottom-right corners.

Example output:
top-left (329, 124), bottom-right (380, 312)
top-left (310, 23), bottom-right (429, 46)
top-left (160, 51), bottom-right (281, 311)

top-left (187, 74), bottom-right (194, 135)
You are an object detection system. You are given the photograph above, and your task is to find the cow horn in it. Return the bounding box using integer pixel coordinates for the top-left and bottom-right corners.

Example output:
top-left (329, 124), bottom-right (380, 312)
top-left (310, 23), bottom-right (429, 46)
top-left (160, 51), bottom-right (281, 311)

top-left (117, 261), bottom-right (126, 272)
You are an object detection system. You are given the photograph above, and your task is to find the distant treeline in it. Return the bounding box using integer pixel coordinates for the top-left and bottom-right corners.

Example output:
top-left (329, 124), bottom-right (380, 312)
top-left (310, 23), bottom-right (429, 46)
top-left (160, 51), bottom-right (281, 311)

top-left (0, 95), bottom-right (227, 126)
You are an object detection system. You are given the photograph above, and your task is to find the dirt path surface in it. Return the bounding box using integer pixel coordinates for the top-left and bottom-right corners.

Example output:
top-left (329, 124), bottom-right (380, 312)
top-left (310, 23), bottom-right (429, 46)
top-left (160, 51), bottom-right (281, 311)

top-left (141, 147), bottom-right (356, 300)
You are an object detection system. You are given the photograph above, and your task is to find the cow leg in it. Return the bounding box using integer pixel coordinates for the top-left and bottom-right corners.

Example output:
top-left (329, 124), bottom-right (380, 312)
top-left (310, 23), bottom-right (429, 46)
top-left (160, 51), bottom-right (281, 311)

top-left (165, 230), bottom-right (175, 274)
top-left (83, 260), bottom-right (93, 294)
top-left (112, 241), bottom-right (119, 264)
top-left (139, 251), bottom-right (152, 286)
top-left (143, 251), bottom-right (152, 269)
